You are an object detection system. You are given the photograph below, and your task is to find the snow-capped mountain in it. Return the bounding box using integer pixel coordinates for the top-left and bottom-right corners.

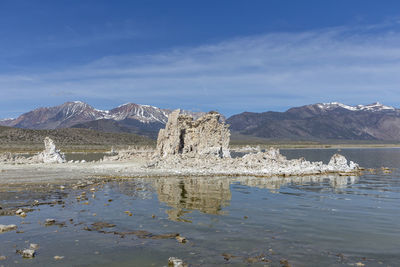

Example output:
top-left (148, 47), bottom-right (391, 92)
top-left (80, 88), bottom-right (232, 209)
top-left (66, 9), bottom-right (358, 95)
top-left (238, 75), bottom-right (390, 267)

top-left (0, 101), bottom-right (201, 133)
top-left (227, 102), bottom-right (400, 141)
top-left (108, 103), bottom-right (169, 123)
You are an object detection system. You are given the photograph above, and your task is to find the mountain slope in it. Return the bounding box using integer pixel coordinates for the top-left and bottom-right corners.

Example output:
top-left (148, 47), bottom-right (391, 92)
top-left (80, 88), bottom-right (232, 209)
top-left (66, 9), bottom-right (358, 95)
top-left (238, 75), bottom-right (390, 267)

top-left (71, 118), bottom-right (164, 139)
top-left (0, 101), bottom-right (204, 138)
top-left (227, 102), bottom-right (400, 141)
top-left (0, 125), bottom-right (154, 152)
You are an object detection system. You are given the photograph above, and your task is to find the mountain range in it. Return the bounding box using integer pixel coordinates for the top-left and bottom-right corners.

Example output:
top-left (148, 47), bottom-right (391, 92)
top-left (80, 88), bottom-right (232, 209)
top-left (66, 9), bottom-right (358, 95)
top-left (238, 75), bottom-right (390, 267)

top-left (1, 101), bottom-right (400, 141)
top-left (0, 101), bottom-right (203, 139)
top-left (227, 102), bottom-right (400, 141)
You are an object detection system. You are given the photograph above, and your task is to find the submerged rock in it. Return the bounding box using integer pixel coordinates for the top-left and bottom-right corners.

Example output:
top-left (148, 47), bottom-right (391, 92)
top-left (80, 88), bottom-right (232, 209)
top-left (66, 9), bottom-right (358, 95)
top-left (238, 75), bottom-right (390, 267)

top-left (30, 243), bottom-right (40, 250)
top-left (156, 110), bottom-right (230, 158)
top-left (45, 218), bottom-right (56, 226)
top-left (175, 235), bottom-right (187, 243)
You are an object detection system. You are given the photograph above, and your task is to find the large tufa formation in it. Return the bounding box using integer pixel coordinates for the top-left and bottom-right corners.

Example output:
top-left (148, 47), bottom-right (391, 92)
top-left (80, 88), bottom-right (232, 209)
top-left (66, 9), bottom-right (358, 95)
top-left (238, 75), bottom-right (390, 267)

top-left (156, 110), bottom-right (230, 158)
top-left (37, 137), bottom-right (66, 163)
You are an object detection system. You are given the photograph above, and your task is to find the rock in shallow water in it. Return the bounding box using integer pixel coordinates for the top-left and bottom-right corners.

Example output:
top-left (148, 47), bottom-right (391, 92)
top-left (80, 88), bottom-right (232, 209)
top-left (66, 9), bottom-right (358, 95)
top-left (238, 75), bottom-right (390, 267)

top-left (0, 224), bottom-right (17, 233)
top-left (16, 249), bottom-right (35, 258)
top-left (168, 257), bottom-right (187, 267)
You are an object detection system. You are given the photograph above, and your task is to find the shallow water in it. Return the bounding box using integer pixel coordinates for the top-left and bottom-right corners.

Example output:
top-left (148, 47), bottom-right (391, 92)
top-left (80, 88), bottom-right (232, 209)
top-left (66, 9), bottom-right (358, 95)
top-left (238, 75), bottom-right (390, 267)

top-left (1, 148), bottom-right (400, 266)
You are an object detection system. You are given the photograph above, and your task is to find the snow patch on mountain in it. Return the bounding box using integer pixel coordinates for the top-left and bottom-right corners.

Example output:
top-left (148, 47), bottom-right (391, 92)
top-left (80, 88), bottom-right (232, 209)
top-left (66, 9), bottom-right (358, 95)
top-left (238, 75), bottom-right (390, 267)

top-left (316, 102), bottom-right (396, 112)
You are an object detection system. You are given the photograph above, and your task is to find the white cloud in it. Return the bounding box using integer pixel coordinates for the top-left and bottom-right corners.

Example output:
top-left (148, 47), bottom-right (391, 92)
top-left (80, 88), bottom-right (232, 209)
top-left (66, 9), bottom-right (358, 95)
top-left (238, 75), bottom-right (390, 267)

top-left (1, 22), bottom-right (400, 116)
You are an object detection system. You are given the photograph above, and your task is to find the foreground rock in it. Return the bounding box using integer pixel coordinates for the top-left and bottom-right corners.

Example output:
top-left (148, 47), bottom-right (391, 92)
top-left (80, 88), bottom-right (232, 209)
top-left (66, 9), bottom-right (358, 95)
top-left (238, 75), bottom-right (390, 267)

top-left (35, 137), bottom-right (66, 163)
top-left (156, 110), bottom-right (230, 158)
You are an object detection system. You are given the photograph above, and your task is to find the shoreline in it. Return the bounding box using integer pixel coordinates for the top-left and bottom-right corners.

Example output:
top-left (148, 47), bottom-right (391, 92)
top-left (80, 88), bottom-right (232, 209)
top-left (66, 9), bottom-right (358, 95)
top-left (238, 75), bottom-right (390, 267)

top-left (0, 159), bottom-right (362, 186)
top-left (2, 143), bottom-right (400, 154)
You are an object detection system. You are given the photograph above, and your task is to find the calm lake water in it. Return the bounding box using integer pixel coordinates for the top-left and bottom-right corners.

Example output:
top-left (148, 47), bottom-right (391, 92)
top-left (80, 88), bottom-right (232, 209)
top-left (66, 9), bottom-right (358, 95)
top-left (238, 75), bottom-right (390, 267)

top-left (1, 148), bottom-right (400, 266)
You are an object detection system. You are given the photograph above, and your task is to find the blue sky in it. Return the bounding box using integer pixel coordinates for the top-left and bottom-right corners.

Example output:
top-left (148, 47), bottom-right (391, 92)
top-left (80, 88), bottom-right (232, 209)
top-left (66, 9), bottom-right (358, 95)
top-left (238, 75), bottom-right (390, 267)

top-left (1, 0), bottom-right (400, 118)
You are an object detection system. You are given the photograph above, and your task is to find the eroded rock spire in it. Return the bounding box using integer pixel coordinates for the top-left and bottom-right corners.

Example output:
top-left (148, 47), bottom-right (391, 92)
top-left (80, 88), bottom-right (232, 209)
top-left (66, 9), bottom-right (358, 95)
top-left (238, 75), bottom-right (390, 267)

top-left (156, 110), bottom-right (230, 158)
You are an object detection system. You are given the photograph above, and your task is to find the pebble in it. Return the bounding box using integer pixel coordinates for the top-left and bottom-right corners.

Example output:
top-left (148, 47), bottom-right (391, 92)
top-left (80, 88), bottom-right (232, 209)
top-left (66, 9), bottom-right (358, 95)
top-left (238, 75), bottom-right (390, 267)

top-left (54, 256), bottom-right (64, 260)
top-left (15, 209), bottom-right (23, 215)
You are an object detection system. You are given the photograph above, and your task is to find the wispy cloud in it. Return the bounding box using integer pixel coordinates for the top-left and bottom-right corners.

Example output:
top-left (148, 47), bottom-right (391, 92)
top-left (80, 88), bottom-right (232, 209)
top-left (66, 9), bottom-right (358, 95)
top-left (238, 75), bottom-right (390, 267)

top-left (2, 21), bottom-right (400, 116)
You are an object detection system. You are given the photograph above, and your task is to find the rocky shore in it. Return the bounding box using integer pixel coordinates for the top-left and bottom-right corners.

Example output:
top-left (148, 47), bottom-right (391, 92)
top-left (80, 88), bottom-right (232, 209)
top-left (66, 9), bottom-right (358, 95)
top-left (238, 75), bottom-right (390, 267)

top-left (0, 110), bottom-right (361, 185)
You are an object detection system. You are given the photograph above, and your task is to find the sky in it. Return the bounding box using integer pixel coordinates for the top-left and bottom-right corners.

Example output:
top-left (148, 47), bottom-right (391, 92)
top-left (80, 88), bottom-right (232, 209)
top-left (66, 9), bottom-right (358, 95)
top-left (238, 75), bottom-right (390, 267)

top-left (1, 0), bottom-right (400, 118)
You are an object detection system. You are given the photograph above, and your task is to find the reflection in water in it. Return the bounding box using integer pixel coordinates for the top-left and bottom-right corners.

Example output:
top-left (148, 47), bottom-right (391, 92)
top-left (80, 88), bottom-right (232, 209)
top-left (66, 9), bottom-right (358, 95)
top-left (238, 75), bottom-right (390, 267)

top-left (153, 177), bottom-right (231, 222)
top-left (111, 179), bottom-right (155, 199)
top-left (236, 175), bottom-right (359, 191)
top-left (150, 174), bottom-right (358, 222)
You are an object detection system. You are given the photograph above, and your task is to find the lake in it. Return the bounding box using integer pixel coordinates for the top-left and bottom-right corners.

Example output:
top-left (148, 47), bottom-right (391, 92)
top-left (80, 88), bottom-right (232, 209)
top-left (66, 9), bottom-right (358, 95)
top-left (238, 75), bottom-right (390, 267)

top-left (0, 148), bottom-right (399, 266)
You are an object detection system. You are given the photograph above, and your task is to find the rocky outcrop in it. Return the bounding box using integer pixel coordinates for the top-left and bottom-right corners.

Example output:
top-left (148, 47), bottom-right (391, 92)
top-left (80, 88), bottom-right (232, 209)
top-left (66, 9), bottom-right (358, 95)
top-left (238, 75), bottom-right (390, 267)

top-left (36, 137), bottom-right (66, 163)
top-left (150, 147), bottom-right (360, 177)
top-left (156, 110), bottom-right (230, 158)
top-left (150, 110), bottom-right (360, 177)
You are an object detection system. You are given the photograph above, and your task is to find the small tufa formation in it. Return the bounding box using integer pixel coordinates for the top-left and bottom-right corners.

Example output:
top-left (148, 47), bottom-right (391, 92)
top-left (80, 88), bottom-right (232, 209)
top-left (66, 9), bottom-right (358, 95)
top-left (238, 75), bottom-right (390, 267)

top-left (156, 110), bottom-right (230, 158)
top-left (37, 137), bottom-right (66, 163)
top-left (328, 154), bottom-right (359, 171)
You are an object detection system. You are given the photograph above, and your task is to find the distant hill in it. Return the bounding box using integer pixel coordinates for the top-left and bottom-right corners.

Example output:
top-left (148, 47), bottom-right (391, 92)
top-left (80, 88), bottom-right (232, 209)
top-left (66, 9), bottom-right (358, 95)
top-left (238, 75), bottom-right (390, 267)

top-left (227, 102), bottom-right (400, 141)
top-left (0, 126), bottom-right (154, 152)
top-left (71, 118), bottom-right (164, 139)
